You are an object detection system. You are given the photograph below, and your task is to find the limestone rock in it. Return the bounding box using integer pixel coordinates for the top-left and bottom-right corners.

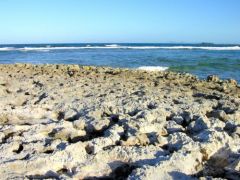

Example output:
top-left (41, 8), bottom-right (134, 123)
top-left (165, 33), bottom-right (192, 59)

top-left (165, 121), bottom-right (185, 134)
top-left (0, 64), bottom-right (239, 179)
top-left (207, 75), bottom-right (220, 82)
top-left (187, 117), bottom-right (209, 134)
top-left (210, 110), bottom-right (228, 121)
top-left (172, 115), bottom-right (184, 125)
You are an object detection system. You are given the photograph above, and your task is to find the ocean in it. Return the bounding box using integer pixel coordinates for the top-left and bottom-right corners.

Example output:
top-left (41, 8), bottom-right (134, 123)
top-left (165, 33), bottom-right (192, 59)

top-left (0, 43), bottom-right (240, 82)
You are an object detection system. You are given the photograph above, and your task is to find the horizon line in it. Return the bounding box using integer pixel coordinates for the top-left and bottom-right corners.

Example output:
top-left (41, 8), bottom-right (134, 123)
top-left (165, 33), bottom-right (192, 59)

top-left (0, 42), bottom-right (240, 45)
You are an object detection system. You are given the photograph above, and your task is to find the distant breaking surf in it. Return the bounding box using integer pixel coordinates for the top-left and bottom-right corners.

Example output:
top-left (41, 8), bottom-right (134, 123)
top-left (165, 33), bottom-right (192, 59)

top-left (0, 45), bottom-right (240, 51)
top-left (137, 66), bottom-right (169, 71)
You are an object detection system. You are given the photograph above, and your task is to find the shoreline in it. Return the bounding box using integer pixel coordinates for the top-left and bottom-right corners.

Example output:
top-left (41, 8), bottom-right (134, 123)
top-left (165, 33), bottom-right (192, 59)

top-left (0, 63), bottom-right (240, 179)
top-left (1, 63), bottom-right (240, 83)
top-left (1, 62), bottom-right (240, 82)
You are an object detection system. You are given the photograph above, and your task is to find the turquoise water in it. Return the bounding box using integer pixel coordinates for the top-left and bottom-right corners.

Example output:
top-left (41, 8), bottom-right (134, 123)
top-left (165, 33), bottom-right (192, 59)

top-left (0, 43), bottom-right (240, 82)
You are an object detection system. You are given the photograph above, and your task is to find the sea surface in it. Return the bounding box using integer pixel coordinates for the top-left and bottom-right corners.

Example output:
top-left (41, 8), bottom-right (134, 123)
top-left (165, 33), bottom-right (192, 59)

top-left (0, 43), bottom-right (240, 82)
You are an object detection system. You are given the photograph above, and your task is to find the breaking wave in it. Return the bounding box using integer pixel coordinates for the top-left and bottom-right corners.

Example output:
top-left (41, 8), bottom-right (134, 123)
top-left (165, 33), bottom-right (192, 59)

top-left (0, 45), bottom-right (240, 51)
top-left (137, 66), bottom-right (169, 71)
top-left (0, 47), bottom-right (15, 51)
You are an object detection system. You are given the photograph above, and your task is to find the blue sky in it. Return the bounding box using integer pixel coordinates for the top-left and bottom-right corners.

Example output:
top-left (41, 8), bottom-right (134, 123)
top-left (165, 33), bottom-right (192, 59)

top-left (0, 0), bottom-right (239, 44)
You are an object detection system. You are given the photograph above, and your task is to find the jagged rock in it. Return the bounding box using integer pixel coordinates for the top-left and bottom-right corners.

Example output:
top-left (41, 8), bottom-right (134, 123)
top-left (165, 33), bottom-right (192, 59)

top-left (172, 115), bottom-right (184, 125)
top-left (138, 123), bottom-right (166, 134)
top-left (86, 125), bottom-right (124, 154)
top-left (207, 75), bottom-right (220, 82)
top-left (208, 118), bottom-right (226, 131)
top-left (157, 136), bottom-right (168, 146)
top-left (52, 128), bottom-right (86, 141)
top-left (0, 132), bottom-right (5, 143)
top-left (198, 142), bottom-right (240, 179)
top-left (194, 129), bottom-right (232, 144)
top-left (165, 120), bottom-right (185, 134)
top-left (227, 79), bottom-right (238, 86)
top-left (121, 133), bottom-right (150, 146)
top-left (210, 110), bottom-right (228, 121)
top-left (63, 109), bottom-right (79, 121)
top-left (224, 121), bottom-right (237, 134)
top-left (229, 110), bottom-right (240, 124)
top-left (129, 146), bottom-right (202, 179)
top-left (87, 119), bottom-right (110, 132)
top-left (0, 64), bottom-right (239, 179)
top-left (187, 117), bottom-right (209, 134)
top-left (233, 126), bottom-right (240, 137)
top-left (225, 158), bottom-right (240, 179)
top-left (167, 132), bottom-right (194, 151)
top-left (73, 119), bottom-right (86, 130)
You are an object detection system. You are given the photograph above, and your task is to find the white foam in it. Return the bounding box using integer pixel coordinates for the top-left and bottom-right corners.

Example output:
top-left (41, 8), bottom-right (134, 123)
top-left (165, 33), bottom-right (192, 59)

top-left (137, 66), bottom-right (169, 71)
top-left (152, 46), bottom-right (240, 50)
top-left (19, 47), bottom-right (84, 51)
top-left (0, 45), bottom-right (240, 51)
top-left (126, 46), bottom-right (163, 49)
top-left (18, 46), bottom-right (122, 51)
top-left (105, 44), bottom-right (120, 47)
top-left (126, 46), bottom-right (240, 50)
top-left (0, 47), bottom-right (16, 51)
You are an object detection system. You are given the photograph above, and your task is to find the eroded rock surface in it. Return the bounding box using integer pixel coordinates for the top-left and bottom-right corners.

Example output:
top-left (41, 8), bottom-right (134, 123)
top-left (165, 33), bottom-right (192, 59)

top-left (0, 64), bottom-right (239, 179)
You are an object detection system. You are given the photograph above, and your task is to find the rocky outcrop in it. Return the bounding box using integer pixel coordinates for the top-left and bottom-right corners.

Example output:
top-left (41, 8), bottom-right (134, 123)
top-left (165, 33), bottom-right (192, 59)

top-left (0, 64), bottom-right (239, 179)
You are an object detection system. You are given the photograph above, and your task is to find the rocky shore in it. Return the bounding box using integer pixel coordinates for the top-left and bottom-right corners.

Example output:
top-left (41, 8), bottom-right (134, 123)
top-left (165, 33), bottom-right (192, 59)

top-left (0, 64), bottom-right (239, 179)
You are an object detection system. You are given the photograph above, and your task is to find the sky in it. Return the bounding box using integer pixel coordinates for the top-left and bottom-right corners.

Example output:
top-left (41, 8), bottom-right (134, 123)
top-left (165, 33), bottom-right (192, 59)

top-left (0, 0), bottom-right (240, 44)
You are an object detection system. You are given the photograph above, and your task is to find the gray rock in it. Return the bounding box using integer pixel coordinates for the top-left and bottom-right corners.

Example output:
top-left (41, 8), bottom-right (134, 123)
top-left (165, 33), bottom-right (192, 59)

top-left (172, 116), bottom-right (184, 125)
top-left (165, 121), bottom-right (185, 134)
top-left (167, 132), bottom-right (193, 151)
top-left (181, 111), bottom-right (193, 124)
top-left (187, 117), bottom-right (209, 133)
top-left (210, 110), bottom-right (228, 121)
top-left (224, 121), bottom-right (237, 134)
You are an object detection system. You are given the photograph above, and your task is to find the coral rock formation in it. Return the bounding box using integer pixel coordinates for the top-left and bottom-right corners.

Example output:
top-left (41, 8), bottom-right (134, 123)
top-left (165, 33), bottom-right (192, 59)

top-left (0, 64), bottom-right (239, 179)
